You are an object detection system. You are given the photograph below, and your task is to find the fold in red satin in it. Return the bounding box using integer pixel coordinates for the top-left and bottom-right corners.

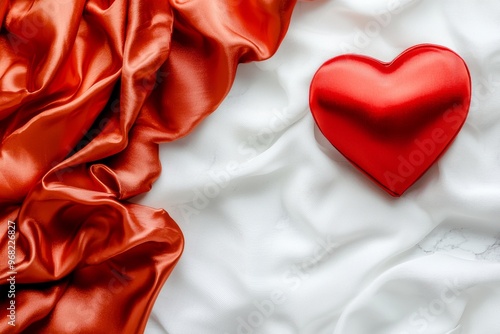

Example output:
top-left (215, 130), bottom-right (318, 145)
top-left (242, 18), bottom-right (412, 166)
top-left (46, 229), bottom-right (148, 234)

top-left (0, 0), bottom-right (296, 333)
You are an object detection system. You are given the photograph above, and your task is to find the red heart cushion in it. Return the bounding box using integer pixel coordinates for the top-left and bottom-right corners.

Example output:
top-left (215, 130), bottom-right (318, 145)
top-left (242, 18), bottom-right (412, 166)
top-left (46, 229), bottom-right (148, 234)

top-left (309, 44), bottom-right (471, 196)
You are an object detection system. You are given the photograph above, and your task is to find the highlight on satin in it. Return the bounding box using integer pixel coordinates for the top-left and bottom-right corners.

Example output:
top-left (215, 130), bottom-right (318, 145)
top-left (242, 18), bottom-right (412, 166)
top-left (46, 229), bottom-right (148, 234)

top-left (0, 0), bottom-right (297, 333)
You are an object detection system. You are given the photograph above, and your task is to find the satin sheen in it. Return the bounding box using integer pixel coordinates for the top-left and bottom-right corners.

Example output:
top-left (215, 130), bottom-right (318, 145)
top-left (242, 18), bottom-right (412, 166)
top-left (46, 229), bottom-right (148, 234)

top-left (0, 0), bottom-right (296, 333)
top-left (309, 44), bottom-right (471, 196)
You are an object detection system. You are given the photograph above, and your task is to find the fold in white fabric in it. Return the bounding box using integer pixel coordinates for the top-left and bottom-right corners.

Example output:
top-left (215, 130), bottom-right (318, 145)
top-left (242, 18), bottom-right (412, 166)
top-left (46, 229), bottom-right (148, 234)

top-left (139, 1), bottom-right (500, 333)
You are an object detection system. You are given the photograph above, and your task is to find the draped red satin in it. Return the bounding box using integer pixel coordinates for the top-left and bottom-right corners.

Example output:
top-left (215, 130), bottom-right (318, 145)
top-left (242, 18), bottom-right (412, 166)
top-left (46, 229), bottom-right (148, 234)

top-left (0, 1), bottom-right (296, 333)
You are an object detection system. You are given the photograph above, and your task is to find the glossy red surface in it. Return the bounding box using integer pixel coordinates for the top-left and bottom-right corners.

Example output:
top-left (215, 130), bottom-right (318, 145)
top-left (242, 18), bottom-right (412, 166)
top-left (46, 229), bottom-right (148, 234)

top-left (310, 44), bottom-right (471, 196)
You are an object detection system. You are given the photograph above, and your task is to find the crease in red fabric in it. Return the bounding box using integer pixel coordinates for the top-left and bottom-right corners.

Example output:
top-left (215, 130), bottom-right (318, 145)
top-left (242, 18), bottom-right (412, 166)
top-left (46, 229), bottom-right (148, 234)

top-left (0, 0), bottom-right (297, 333)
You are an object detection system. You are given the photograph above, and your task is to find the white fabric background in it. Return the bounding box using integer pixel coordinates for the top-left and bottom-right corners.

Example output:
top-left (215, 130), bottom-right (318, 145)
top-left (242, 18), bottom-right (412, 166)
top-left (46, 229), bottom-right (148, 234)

top-left (138, 1), bottom-right (500, 333)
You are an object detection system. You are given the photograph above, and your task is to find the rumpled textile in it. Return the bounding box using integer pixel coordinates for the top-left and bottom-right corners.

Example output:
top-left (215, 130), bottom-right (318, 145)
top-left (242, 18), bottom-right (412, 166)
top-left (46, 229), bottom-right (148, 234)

top-left (141, 1), bottom-right (500, 333)
top-left (0, 0), bottom-right (296, 333)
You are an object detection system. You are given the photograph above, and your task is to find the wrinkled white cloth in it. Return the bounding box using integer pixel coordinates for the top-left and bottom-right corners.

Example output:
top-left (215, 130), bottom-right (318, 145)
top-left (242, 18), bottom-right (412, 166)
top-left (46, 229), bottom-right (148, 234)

top-left (138, 1), bottom-right (500, 333)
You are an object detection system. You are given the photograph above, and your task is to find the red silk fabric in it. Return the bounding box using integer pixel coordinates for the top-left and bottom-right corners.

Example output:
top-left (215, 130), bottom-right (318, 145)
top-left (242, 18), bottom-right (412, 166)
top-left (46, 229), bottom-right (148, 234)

top-left (0, 0), bottom-right (296, 333)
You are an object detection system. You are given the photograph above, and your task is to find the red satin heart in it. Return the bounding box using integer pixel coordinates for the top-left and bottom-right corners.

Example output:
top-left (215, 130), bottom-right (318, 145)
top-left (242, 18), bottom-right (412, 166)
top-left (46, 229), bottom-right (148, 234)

top-left (310, 44), bottom-right (471, 196)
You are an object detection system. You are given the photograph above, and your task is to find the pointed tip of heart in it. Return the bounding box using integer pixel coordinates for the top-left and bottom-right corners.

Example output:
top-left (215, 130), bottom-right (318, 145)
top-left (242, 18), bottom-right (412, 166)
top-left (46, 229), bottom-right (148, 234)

top-left (310, 44), bottom-right (471, 197)
top-left (385, 188), bottom-right (404, 198)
